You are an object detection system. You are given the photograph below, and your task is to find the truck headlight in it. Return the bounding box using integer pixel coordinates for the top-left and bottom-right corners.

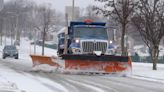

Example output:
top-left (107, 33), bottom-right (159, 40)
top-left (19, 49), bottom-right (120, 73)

top-left (75, 39), bottom-right (80, 43)
top-left (75, 49), bottom-right (81, 53)
top-left (72, 48), bottom-right (81, 54)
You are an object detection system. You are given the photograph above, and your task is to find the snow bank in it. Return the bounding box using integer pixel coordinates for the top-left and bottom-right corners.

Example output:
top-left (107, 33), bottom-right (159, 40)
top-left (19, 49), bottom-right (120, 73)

top-left (0, 77), bottom-right (20, 92)
top-left (0, 62), bottom-right (59, 92)
top-left (132, 62), bottom-right (164, 83)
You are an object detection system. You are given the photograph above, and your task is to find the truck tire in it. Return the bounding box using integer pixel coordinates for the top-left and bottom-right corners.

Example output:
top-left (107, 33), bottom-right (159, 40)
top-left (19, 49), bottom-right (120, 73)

top-left (3, 56), bottom-right (6, 59)
top-left (58, 49), bottom-right (64, 55)
top-left (15, 55), bottom-right (19, 59)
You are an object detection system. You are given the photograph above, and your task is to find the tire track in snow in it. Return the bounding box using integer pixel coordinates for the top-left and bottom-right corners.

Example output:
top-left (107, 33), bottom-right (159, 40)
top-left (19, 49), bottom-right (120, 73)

top-left (37, 77), bottom-right (69, 92)
top-left (60, 80), bottom-right (79, 92)
top-left (55, 74), bottom-right (109, 92)
top-left (61, 74), bottom-right (117, 92)
top-left (32, 72), bottom-right (81, 92)
top-left (81, 79), bottom-right (118, 92)
top-left (99, 76), bottom-right (164, 92)
top-left (63, 75), bottom-right (118, 92)
top-left (24, 73), bottom-right (69, 92)
top-left (67, 79), bottom-right (106, 92)
top-left (47, 73), bottom-right (92, 92)
top-left (133, 74), bottom-right (164, 83)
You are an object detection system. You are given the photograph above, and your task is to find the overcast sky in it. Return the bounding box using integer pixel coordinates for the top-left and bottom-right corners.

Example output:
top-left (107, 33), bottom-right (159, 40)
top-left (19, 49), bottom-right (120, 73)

top-left (32, 0), bottom-right (95, 12)
top-left (4, 0), bottom-right (95, 12)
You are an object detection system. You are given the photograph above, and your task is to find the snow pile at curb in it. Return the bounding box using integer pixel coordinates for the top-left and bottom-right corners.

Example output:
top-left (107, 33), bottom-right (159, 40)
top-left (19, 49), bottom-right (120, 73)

top-left (0, 77), bottom-right (21, 92)
top-left (31, 64), bottom-right (58, 73)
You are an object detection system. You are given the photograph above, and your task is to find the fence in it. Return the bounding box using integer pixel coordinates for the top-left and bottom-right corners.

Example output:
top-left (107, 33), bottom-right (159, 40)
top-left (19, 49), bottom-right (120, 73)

top-left (131, 56), bottom-right (164, 63)
top-left (35, 41), bottom-right (57, 49)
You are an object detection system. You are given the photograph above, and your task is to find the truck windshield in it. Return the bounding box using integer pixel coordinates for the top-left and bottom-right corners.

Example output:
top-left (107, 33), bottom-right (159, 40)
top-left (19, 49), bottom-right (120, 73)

top-left (74, 27), bottom-right (108, 39)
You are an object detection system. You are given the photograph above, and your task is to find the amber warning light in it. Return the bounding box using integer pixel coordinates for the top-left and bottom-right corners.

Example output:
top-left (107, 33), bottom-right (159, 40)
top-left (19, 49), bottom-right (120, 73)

top-left (84, 19), bottom-right (93, 24)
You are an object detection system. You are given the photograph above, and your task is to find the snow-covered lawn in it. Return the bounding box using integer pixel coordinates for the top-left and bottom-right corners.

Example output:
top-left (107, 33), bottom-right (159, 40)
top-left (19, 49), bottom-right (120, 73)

top-left (132, 62), bottom-right (164, 83)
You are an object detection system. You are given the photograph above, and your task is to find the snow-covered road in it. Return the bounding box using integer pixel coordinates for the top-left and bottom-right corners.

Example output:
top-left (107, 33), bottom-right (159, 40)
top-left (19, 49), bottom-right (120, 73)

top-left (0, 38), bottom-right (164, 92)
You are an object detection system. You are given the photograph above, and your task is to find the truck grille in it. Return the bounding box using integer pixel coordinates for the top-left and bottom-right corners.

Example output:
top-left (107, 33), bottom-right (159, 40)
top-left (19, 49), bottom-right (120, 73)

top-left (82, 41), bottom-right (107, 53)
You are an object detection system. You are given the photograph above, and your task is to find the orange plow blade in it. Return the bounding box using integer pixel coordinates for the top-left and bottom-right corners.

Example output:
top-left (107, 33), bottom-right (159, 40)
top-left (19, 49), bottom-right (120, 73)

top-left (61, 54), bottom-right (132, 74)
top-left (30, 55), bottom-right (60, 67)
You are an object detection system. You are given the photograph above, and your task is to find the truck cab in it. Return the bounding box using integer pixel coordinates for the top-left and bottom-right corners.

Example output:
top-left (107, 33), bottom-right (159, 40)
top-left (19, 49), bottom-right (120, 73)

top-left (58, 20), bottom-right (114, 55)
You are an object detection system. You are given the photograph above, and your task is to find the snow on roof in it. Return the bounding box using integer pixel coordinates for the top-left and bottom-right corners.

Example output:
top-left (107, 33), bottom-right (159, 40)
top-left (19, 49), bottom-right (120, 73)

top-left (57, 27), bottom-right (66, 35)
top-left (134, 45), bottom-right (144, 49)
top-left (134, 45), bottom-right (164, 56)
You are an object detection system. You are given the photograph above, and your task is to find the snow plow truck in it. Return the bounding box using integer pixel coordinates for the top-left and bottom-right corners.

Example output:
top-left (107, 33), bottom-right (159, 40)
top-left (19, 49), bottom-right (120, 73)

top-left (30, 20), bottom-right (132, 75)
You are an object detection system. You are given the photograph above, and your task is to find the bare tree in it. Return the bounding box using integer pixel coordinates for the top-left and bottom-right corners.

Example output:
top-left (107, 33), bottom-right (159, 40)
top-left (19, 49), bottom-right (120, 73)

top-left (36, 5), bottom-right (55, 55)
top-left (77, 5), bottom-right (102, 21)
top-left (16, 3), bottom-right (63, 55)
top-left (85, 5), bottom-right (100, 21)
top-left (94, 0), bottom-right (138, 56)
top-left (1, 0), bottom-right (35, 44)
top-left (132, 0), bottom-right (164, 70)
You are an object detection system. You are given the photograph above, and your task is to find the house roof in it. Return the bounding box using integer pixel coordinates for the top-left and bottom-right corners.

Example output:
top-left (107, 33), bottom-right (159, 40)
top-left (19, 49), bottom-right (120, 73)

top-left (57, 27), bottom-right (66, 34)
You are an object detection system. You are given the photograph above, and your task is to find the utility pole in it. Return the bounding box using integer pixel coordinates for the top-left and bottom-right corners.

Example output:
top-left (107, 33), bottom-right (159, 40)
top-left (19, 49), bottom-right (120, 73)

top-left (72, 0), bottom-right (75, 21)
top-left (0, 0), bottom-right (3, 45)
top-left (34, 29), bottom-right (37, 54)
top-left (64, 13), bottom-right (68, 54)
top-left (0, 14), bottom-right (3, 45)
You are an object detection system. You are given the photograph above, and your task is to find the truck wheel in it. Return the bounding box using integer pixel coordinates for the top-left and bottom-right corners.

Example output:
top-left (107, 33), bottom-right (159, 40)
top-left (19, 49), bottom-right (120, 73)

top-left (3, 56), bottom-right (6, 59)
top-left (15, 55), bottom-right (19, 59)
top-left (59, 49), bottom-right (64, 55)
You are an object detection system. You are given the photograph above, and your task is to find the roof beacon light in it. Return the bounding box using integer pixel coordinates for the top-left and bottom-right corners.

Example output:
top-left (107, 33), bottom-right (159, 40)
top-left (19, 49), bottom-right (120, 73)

top-left (84, 19), bottom-right (93, 24)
